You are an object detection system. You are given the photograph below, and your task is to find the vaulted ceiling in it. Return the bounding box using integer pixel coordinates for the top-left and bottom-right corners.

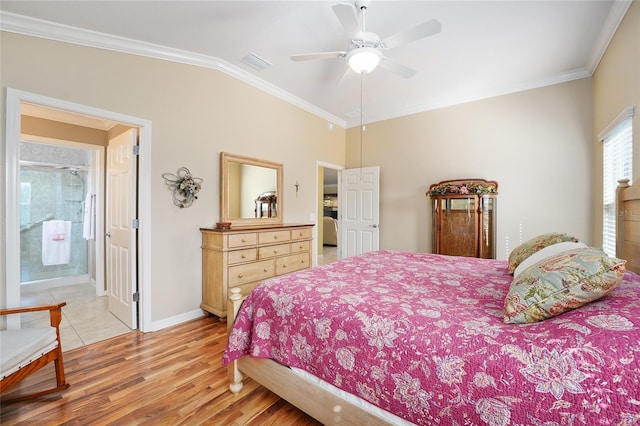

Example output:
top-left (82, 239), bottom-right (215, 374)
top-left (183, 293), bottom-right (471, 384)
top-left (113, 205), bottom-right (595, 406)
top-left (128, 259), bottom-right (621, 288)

top-left (0, 1), bottom-right (631, 127)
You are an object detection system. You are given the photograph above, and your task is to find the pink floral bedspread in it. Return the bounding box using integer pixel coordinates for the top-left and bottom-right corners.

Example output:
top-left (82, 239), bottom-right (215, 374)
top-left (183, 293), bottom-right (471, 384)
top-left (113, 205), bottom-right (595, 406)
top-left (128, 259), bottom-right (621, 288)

top-left (223, 250), bottom-right (640, 425)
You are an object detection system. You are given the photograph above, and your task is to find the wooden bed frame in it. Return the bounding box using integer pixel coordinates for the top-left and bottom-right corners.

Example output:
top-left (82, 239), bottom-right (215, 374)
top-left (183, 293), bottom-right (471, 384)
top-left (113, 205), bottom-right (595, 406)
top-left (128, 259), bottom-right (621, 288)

top-left (616, 178), bottom-right (640, 274)
top-left (227, 178), bottom-right (640, 424)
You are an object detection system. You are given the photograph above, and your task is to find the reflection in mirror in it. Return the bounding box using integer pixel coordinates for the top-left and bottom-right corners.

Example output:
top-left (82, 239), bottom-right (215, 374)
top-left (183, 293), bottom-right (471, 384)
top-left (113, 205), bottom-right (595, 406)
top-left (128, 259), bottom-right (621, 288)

top-left (220, 152), bottom-right (283, 226)
top-left (227, 163), bottom-right (277, 218)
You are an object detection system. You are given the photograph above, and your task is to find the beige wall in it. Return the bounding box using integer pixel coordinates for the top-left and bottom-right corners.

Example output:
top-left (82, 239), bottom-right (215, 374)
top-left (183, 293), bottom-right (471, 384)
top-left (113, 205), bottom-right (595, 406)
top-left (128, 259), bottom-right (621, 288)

top-left (592, 0), bottom-right (640, 247)
top-left (347, 78), bottom-right (594, 258)
top-left (0, 32), bottom-right (346, 323)
top-left (22, 116), bottom-right (109, 146)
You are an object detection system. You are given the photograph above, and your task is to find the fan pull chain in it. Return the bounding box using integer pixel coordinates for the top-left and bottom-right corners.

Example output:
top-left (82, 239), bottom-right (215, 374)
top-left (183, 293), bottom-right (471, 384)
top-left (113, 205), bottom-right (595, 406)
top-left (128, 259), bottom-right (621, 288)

top-left (360, 71), bottom-right (364, 182)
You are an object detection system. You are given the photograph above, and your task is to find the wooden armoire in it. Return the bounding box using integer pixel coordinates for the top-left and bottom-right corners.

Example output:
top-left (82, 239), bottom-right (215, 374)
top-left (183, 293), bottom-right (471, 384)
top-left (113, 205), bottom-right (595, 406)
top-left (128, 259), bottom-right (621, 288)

top-left (427, 179), bottom-right (498, 259)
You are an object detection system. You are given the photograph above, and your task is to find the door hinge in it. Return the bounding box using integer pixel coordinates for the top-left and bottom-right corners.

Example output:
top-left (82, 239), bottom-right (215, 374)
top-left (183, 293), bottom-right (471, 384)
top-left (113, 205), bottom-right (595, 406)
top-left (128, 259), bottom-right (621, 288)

top-left (133, 292), bottom-right (140, 303)
top-left (132, 218), bottom-right (140, 229)
top-left (133, 145), bottom-right (140, 155)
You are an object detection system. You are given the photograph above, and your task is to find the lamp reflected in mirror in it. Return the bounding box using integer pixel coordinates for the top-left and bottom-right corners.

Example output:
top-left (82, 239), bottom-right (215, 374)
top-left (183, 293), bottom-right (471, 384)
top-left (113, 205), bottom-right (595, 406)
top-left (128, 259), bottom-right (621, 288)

top-left (220, 152), bottom-right (283, 226)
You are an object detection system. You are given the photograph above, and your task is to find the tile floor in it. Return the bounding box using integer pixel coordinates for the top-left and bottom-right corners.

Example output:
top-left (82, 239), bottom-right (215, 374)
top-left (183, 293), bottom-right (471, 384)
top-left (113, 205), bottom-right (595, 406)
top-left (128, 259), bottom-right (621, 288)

top-left (20, 283), bottom-right (132, 352)
top-left (318, 245), bottom-right (338, 265)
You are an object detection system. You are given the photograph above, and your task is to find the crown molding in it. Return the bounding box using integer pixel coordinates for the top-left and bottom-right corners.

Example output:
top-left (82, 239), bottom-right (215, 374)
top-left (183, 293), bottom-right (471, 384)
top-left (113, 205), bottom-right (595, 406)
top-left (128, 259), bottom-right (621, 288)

top-left (346, 67), bottom-right (592, 128)
top-left (0, 11), bottom-right (346, 128)
top-left (587, 0), bottom-right (633, 73)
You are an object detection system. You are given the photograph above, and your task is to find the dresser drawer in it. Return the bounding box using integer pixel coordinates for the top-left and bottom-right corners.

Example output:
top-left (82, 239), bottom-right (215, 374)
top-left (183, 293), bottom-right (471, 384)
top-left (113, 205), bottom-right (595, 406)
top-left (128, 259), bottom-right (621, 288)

top-left (291, 227), bottom-right (312, 240)
top-left (228, 259), bottom-right (275, 287)
top-left (259, 230), bottom-right (291, 245)
top-left (276, 253), bottom-right (309, 275)
top-left (291, 240), bottom-right (310, 253)
top-left (258, 243), bottom-right (291, 259)
top-left (228, 248), bottom-right (257, 265)
top-left (228, 233), bottom-right (257, 248)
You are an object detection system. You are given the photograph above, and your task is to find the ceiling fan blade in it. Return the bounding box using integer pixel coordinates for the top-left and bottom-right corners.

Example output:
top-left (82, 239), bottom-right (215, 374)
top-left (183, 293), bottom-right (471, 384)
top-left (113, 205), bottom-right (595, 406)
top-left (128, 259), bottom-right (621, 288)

top-left (381, 19), bottom-right (441, 50)
top-left (332, 3), bottom-right (362, 39)
top-left (290, 52), bottom-right (346, 62)
top-left (336, 66), bottom-right (353, 87)
top-left (379, 58), bottom-right (417, 79)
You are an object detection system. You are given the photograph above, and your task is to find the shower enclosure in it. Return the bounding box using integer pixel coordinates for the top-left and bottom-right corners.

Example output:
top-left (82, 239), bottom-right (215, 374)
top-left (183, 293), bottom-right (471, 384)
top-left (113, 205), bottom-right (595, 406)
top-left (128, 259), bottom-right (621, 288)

top-left (20, 142), bottom-right (92, 284)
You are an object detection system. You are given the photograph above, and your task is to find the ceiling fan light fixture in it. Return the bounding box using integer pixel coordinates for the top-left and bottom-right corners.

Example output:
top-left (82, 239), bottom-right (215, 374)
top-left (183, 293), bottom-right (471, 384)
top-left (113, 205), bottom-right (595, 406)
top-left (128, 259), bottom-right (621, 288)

top-left (347, 47), bottom-right (382, 74)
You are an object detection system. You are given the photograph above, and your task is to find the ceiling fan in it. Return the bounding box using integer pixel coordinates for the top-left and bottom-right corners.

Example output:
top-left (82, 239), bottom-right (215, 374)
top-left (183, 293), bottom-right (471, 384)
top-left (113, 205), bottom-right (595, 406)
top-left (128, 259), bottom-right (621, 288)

top-left (291, 0), bottom-right (441, 78)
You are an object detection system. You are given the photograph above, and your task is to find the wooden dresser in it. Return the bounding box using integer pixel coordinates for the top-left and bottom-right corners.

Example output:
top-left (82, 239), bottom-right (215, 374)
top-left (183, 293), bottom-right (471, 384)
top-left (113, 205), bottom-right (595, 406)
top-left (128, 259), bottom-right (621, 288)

top-left (200, 223), bottom-right (313, 318)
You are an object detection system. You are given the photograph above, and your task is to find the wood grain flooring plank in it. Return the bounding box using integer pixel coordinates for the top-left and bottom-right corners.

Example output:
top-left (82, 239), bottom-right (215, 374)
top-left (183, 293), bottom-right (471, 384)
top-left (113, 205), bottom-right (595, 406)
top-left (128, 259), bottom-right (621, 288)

top-left (0, 317), bottom-right (320, 425)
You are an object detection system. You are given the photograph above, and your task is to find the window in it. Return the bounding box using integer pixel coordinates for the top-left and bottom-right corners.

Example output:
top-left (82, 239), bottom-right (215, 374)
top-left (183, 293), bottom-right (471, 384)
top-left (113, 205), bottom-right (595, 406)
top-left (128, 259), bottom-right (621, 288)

top-left (601, 107), bottom-right (633, 257)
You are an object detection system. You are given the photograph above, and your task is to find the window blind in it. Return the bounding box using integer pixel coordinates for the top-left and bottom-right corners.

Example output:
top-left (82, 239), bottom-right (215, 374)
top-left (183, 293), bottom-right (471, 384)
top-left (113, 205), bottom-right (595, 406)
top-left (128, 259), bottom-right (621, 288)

top-left (602, 114), bottom-right (632, 257)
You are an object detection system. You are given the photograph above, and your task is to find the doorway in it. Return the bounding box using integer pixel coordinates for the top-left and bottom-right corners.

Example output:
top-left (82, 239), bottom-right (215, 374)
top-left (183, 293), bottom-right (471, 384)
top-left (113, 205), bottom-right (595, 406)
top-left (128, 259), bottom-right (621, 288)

top-left (16, 140), bottom-right (129, 350)
top-left (318, 163), bottom-right (342, 265)
top-left (5, 88), bottom-right (152, 333)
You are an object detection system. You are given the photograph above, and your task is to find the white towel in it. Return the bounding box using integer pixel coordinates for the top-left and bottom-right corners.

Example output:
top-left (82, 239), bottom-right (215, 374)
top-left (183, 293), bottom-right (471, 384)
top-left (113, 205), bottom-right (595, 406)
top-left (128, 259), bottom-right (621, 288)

top-left (82, 193), bottom-right (95, 240)
top-left (42, 220), bottom-right (72, 266)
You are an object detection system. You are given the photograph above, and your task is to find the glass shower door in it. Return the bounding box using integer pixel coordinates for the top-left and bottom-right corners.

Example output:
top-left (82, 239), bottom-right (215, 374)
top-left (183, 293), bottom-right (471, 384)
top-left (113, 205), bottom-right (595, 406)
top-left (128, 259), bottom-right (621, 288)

top-left (19, 142), bottom-right (90, 284)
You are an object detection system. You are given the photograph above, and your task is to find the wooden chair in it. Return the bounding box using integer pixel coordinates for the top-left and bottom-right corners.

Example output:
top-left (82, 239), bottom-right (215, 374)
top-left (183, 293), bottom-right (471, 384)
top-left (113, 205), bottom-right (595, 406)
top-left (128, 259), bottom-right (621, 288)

top-left (0, 302), bottom-right (70, 402)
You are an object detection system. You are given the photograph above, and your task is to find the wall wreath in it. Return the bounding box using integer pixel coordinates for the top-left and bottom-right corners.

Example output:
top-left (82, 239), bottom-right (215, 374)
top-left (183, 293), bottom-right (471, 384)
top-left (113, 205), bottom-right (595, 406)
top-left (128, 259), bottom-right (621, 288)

top-left (162, 167), bottom-right (203, 208)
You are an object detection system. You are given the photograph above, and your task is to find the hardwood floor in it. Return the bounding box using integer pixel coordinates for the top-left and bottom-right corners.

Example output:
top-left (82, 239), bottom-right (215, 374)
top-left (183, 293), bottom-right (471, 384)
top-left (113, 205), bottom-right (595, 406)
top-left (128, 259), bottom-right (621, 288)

top-left (0, 316), bottom-right (322, 425)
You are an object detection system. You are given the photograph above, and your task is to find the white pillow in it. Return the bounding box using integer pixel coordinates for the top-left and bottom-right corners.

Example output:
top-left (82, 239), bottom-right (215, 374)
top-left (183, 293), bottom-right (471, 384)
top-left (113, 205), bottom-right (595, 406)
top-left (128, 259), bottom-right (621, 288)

top-left (513, 241), bottom-right (588, 278)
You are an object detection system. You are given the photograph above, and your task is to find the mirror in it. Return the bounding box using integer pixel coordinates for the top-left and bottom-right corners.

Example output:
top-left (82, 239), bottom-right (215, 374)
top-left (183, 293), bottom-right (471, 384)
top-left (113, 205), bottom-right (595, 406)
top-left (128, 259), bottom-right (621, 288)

top-left (220, 152), bottom-right (283, 226)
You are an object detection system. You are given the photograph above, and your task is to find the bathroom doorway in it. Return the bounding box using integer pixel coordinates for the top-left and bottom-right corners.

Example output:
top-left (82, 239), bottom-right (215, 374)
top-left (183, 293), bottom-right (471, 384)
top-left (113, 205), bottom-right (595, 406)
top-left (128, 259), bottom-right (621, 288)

top-left (16, 138), bottom-right (132, 349)
top-left (5, 88), bottom-right (153, 334)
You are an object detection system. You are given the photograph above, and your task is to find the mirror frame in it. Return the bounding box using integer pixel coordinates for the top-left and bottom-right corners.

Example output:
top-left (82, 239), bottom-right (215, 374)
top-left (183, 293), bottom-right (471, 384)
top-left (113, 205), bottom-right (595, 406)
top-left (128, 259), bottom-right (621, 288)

top-left (220, 152), bottom-right (283, 226)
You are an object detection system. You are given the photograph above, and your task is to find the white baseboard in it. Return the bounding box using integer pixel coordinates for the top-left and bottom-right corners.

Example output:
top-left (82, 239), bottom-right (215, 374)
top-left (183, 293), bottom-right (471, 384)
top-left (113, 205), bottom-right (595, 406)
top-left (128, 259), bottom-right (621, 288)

top-left (21, 274), bottom-right (90, 292)
top-left (149, 309), bottom-right (206, 332)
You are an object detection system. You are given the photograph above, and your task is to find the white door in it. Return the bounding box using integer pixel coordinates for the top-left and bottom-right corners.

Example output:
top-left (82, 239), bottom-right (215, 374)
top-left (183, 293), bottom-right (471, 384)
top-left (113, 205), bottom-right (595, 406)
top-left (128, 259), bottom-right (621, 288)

top-left (340, 166), bottom-right (380, 258)
top-left (106, 129), bottom-right (138, 329)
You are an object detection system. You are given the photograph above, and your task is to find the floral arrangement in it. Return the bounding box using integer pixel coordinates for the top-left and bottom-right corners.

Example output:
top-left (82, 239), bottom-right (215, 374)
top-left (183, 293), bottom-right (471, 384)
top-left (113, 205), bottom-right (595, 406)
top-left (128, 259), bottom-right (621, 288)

top-left (162, 167), bottom-right (203, 208)
top-left (428, 180), bottom-right (498, 196)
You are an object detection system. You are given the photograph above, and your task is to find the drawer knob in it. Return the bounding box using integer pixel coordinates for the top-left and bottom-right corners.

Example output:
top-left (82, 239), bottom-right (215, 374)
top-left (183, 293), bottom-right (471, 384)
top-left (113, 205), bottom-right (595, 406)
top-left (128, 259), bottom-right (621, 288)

top-left (241, 254), bottom-right (246, 259)
top-left (264, 268), bottom-right (268, 272)
top-left (282, 264), bottom-right (287, 268)
top-left (273, 235), bottom-right (278, 239)
top-left (241, 238), bottom-right (246, 242)
top-left (274, 249), bottom-right (278, 254)
top-left (238, 274), bottom-right (243, 278)
top-left (301, 259), bottom-right (305, 264)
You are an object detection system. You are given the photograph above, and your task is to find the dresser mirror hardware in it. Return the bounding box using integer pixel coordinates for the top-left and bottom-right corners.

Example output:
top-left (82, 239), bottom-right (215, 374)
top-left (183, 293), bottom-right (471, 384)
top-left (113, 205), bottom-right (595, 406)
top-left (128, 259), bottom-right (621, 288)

top-left (220, 152), bottom-right (283, 226)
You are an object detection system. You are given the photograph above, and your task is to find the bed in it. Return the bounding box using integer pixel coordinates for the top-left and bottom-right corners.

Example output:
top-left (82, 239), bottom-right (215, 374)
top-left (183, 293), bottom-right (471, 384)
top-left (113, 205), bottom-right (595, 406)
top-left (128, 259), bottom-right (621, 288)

top-left (223, 179), bottom-right (640, 425)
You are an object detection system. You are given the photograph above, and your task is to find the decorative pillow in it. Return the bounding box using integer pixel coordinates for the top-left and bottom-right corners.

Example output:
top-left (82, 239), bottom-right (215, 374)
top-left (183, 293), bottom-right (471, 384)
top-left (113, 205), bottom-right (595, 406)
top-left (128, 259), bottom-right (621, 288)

top-left (513, 241), bottom-right (587, 278)
top-left (507, 232), bottom-right (579, 274)
top-left (503, 247), bottom-right (626, 324)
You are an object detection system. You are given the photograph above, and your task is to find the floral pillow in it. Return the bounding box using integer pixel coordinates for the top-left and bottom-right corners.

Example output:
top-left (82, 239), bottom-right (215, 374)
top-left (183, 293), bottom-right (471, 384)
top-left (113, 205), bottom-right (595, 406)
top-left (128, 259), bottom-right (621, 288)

top-left (503, 247), bottom-right (626, 324)
top-left (513, 241), bottom-right (587, 278)
top-left (507, 232), bottom-right (579, 274)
